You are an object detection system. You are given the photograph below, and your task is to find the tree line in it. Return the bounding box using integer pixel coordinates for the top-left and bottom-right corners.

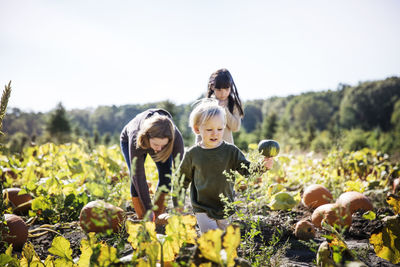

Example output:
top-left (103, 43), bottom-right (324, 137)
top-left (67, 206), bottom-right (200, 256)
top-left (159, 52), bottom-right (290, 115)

top-left (2, 76), bottom-right (400, 157)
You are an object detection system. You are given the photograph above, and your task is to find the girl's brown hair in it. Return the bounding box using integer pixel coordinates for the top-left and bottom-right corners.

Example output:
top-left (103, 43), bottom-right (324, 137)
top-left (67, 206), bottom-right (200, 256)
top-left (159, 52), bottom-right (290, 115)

top-left (207, 68), bottom-right (244, 117)
top-left (136, 114), bottom-right (175, 163)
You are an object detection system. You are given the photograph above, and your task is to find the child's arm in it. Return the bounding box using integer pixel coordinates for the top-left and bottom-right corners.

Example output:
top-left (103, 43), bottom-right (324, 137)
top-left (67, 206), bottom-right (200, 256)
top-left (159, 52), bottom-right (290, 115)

top-left (263, 157), bottom-right (274, 170)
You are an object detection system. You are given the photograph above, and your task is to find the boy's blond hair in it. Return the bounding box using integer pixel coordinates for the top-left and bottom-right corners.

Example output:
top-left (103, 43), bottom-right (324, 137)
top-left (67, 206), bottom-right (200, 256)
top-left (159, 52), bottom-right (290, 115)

top-left (137, 114), bottom-right (175, 163)
top-left (189, 98), bottom-right (226, 133)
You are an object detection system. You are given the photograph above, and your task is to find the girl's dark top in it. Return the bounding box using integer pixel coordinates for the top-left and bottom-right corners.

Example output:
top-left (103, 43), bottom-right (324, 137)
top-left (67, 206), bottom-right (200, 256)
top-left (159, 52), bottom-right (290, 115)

top-left (120, 108), bottom-right (184, 210)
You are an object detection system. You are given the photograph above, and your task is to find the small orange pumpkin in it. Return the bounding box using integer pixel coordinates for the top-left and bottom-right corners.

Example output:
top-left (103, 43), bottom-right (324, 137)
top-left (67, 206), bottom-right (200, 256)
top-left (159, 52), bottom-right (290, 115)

top-left (294, 219), bottom-right (316, 240)
top-left (302, 184), bottom-right (333, 209)
top-left (336, 191), bottom-right (373, 214)
top-left (4, 214), bottom-right (28, 250)
top-left (79, 200), bottom-right (125, 233)
top-left (311, 203), bottom-right (352, 229)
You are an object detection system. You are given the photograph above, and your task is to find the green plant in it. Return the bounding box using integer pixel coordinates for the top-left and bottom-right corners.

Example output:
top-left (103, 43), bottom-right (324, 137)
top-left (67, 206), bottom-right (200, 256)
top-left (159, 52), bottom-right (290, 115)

top-left (0, 81), bottom-right (12, 253)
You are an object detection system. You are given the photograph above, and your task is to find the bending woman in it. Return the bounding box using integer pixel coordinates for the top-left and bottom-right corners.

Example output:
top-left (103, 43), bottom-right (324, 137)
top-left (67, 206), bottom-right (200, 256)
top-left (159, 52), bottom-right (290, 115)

top-left (120, 108), bottom-right (184, 222)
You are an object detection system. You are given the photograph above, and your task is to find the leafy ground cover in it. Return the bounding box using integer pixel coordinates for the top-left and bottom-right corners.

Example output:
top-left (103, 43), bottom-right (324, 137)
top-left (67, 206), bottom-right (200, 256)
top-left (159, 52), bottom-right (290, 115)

top-left (1, 142), bottom-right (399, 266)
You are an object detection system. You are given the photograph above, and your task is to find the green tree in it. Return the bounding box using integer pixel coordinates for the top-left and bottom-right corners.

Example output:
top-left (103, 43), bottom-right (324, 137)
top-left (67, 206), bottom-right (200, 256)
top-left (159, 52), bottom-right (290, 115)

top-left (339, 77), bottom-right (400, 130)
top-left (242, 104), bottom-right (262, 132)
top-left (93, 129), bottom-right (100, 145)
top-left (391, 99), bottom-right (400, 132)
top-left (261, 113), bottom-right (278, 139)
top-left (102, 132), bottom-right (111, 145)
top-left (46, 102), bottom-right (71, 143)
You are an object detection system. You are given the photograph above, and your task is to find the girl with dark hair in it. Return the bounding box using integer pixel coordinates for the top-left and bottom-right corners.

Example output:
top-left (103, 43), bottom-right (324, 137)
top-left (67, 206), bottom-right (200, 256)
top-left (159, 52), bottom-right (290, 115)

top-left (201, 68), bottom-right (244, 144)
top-left (120, 109), bottom-right (184, 223)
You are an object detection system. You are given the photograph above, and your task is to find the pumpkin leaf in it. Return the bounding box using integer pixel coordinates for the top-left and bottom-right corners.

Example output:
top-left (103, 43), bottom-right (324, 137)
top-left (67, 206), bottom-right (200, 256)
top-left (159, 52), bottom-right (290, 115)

top-left (369, 215), bottom-right (400, 264)
top-left (222, 225), bottom-right (241, 267)
top-left (163, 215), bottom-right (197, 261)
top-left (97, 244), bottom-right (119, 266)
top-left (0, 253), bottom-right (17, 266)
top-left (20, 242), bottom-right (43, 267)
top-left (77, 238), bottom-right (93, 267)
top-left (197, 228), bottom-right (223, 264)
top-left (43, 256), bottom-right (55, 267)
top-left (48, 236), bottom-right (73, 261)
top-left (362, 210), bottom-right (376, 220)
top-left (386, 194), bottom-right (400, 215)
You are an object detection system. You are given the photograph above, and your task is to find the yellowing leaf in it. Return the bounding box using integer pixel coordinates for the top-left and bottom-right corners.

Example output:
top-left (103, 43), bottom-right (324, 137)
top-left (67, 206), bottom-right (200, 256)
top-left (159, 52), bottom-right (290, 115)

top-left (43, 255), bottom-right (55, 267)
top-left (330, 236), bottom-right (347, 249)
top-left (77, 238), bottom-right (92, 267)
top-left (5, 245), bottom-right (13, 256)
top-left (248, 143), bottom-right (258, 150)
top-left (143, 241), bottom-right (160, 266)
top-left (144, 221), bottom-right (157, 241)
top-left (161, 238), bottom-right (176, 262)
top-left (20, 242), bottom-right (42, 266)
top-left (165, 215), bottom-right (197, 244)
top-left (161, 215), bottom-right (197, 262)
top-left (222, 225), bottom-right (241, 267)
top-left (137, 258), bottom-right (152, 267)
top-left (48, 236), bottom-right (73, 261)
top-left (266, 183), bottom-right (284, 198)
top-left (387, 194), bottom-right (400, 215)
top-left (269, 191), bottom-right (297, 210)
top-left (126, 220), bottom-right (143, 249)
top-left (197, 228), bottom-right (223, 264)
top-left (345, 179), bottom-right (367, 193)
top-left (126, 220), bottom-right (161, 263)
top-left (97, 244), bottom-right (119, 266)
top-left (369, 215), bottom-right (400, 264)
top-left (54, 258), bottom-right (74, 267)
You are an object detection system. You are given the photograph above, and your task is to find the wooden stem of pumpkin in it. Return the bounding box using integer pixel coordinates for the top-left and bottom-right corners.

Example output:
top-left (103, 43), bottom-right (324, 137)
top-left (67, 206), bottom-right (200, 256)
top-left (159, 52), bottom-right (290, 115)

top-left (28, 227), bottom-right (62, 238)
top-left (25, 216), bottom-right (37, 226)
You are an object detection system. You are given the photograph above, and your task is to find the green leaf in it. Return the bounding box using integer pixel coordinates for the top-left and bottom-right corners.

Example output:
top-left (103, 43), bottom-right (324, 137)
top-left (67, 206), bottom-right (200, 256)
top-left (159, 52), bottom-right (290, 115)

top-left (362, 210), bottom-right (376, 220)
top-left (48, 236), bottom-right (73, 261)
top-left (0, 254), bottom-right (17, 266)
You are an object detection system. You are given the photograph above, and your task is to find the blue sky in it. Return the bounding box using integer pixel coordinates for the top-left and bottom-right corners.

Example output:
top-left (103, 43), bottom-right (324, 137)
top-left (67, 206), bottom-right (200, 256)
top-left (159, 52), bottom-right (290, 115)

top-left (1, 0), bottom-right (399, 112)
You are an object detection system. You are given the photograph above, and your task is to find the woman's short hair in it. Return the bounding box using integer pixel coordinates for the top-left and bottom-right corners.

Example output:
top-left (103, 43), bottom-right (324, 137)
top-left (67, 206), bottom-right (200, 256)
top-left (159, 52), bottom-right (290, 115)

top-left (189, 98), bottom-right (226, 133)
top-left (137, 114), bottom-right (175, 162)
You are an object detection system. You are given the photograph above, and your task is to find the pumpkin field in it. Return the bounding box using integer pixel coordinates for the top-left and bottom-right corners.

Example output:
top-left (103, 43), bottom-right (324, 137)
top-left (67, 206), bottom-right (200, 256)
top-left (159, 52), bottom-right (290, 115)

top-left (1, 141), bottom-right (400, 266)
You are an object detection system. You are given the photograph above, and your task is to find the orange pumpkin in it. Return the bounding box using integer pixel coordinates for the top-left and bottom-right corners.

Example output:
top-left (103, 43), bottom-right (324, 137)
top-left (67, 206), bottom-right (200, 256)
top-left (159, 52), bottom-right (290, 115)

top-left (79, 200), bottom-right (125, 233)
top-left (2, 188), bottom-right (33, 215)
top-left (336, 191), bottom-right (373, 214)
top-left (311, 203), bottom-right (352, 229)
top-left (4, 214), bottom-right (28, 250)
top-left (302, 184), bottom-right (333, 209)
top-left (294, 219), bottom-right (316, 240)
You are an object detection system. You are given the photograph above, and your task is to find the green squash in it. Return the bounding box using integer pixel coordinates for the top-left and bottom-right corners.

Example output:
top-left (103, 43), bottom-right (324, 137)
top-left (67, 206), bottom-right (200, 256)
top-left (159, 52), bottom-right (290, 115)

top-left (258, 139), bottom-right (280, 157)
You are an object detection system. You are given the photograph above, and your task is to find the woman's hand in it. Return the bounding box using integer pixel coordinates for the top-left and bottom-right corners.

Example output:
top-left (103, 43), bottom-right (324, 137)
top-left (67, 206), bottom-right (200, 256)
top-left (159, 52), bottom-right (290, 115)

top-left (263, 157), bottom-right (274, 170)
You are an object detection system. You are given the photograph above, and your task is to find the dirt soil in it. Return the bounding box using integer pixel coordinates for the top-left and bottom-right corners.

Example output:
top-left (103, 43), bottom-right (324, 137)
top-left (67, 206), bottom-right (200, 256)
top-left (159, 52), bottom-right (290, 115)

top-left (9, 203), bottom-right (400, 266)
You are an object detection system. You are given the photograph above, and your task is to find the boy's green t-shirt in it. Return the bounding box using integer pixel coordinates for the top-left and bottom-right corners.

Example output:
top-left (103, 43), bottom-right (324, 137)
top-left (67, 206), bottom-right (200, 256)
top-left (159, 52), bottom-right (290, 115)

top-left (178, 141), bottom-right (250, 219)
